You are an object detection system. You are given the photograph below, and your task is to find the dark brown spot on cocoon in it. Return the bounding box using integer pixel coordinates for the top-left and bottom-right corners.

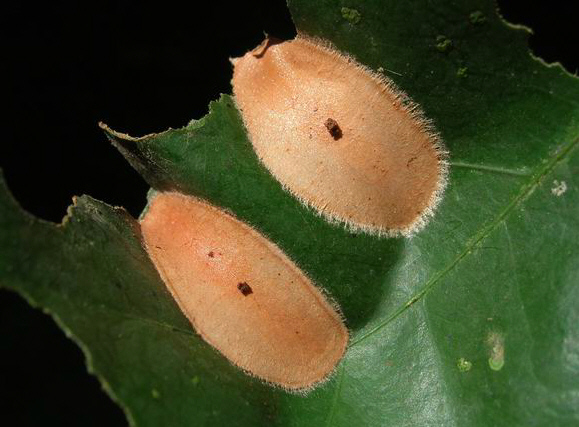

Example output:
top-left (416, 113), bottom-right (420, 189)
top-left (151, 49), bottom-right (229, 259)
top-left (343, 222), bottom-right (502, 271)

top-left (237, 281), bottom-right (253, 296)
top-left (325, 118), bottom-right (343, 140)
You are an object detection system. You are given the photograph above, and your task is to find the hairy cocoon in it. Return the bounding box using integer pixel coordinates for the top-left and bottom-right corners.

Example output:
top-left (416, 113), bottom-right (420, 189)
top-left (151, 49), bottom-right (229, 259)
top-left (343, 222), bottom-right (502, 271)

top-left (140, 192), bottom-right (348, 391)
top-left (232, 36), bottom-right (448, 236)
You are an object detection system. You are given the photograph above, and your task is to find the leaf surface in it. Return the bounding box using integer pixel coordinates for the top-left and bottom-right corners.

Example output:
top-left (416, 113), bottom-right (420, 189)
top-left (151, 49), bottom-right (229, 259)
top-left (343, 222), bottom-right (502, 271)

top-left (1, 0), bottom-right (579, 425)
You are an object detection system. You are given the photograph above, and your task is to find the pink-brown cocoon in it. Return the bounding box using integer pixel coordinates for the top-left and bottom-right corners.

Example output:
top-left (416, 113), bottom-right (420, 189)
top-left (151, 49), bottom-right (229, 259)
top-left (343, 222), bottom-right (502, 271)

top-left (232, 37), bottom-right (447, 236)
top-left (141, 192), bottom-right (348, 391)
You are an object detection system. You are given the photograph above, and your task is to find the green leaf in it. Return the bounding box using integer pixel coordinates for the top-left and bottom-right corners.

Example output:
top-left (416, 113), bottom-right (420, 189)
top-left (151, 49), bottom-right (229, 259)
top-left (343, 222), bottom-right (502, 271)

top-left (1, 0), bottom-right (578, 426)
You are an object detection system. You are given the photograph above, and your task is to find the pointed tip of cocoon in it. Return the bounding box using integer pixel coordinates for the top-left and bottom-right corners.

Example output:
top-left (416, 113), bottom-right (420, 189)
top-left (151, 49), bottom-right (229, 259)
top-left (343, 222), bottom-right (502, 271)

top-left (141, 192), bottom-right (348, 392)
top-left (232, 36), bottom-right (448, 237)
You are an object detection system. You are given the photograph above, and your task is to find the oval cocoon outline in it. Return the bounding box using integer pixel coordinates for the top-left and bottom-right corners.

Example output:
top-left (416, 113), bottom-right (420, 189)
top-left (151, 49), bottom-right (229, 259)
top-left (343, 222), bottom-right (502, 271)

top-left (232, 37), bottom-right (448, 236)
top-left (140, 192), bottom-right (348, 391)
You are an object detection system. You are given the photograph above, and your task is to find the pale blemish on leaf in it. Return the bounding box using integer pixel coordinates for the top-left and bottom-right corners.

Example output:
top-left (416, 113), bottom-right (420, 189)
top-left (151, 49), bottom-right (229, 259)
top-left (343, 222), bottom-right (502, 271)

top-left (324, 117), bottom-right (343, 140)
top-left (151, 389), bottom-right (161, 399)
top-left (487, 332), bottom-right (505, 371)
top-left (140, 192), bottom-right (348, 392)
top-left (341, 7), bottom-right (361, 25)
top-left (469, 11), bottom-right (486, 25)
top-left (457, 357), bottom-right (472, 372)
top-left (231, 36), bottom-right (447, 236)
top-left (551, 180), bottom-right (567, 196)
top-left (436, 35), bottom-right (452, 53)
top-left (489, 357), bottom-right (504, 371)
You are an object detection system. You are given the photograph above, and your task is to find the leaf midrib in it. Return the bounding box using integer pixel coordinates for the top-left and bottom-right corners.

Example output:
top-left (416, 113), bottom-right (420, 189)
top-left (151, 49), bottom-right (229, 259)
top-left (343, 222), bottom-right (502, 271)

top-left (351, 135), bottom-right (579, 347)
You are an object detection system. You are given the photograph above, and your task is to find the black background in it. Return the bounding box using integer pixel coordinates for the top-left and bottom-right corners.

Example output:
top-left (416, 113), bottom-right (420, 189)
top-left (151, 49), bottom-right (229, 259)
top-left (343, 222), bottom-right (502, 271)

top-left (0, 1), bottom-right (577, 425)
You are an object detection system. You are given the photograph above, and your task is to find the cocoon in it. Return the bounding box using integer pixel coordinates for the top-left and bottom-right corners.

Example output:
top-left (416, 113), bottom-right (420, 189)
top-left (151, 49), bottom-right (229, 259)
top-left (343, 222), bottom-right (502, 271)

top-left (141, 192), bottom-right (348, 391)
top-left (232, 36), bottom-right (447, 236)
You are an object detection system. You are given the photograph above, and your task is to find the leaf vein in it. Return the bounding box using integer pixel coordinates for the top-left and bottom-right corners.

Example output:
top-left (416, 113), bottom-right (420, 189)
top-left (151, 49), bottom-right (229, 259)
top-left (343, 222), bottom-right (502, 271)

top-left (450, 161), bottom-right (531, 177)
top-left (351, 136), bottom-right (579, 347)
top-left (325, 362), bottom-right (346, 427)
